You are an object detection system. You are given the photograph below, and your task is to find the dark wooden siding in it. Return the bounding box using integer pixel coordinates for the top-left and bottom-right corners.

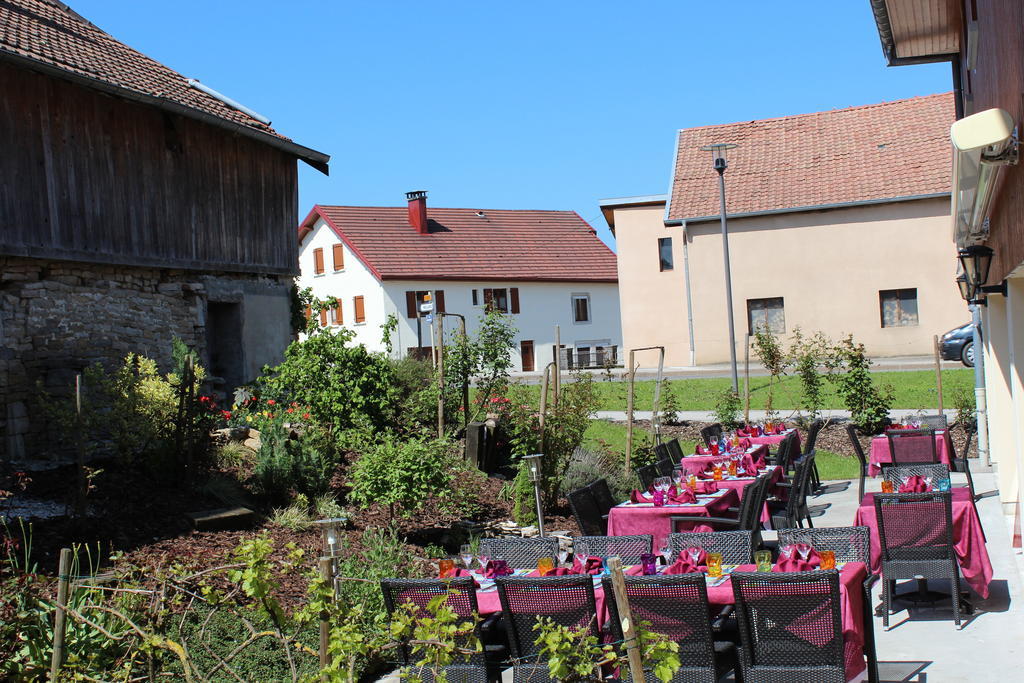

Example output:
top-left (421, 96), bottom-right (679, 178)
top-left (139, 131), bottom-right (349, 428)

top-left (0, 62), bottom-right (298, 274)
top-left (966, 0), bottom-right (1024, 282)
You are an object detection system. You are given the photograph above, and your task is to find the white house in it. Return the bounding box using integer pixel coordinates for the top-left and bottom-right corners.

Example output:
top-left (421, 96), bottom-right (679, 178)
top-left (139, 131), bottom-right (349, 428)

top-left (296, 191), bottom-right (621, 372)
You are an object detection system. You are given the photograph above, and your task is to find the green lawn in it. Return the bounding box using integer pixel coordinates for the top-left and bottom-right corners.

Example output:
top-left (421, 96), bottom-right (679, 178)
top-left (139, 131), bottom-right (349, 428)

top-left (524, 368), bottom-right (972, 412)
top-left (583, 419), bottom-right (861, 481)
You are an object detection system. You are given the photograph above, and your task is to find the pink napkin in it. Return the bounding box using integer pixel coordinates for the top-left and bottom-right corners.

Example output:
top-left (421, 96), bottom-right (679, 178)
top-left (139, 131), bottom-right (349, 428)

top-left (664, 550), bottom-right (706, 574)
top-left (742, 462), bottom-right (760, 477)
top-left (774, 423), bottom-right (786, 434)
top-left (739, 437), bottom-right (752, 449)
top-left (571, 556), bottom-right (604, 575)
top-left (773, 545), bottom-right (820, 572)
top-left (696, 444), bottom-right (710, 455)
top-left (630, 489), bottom-right (649, 504)
top-left (481, 561), bottom-right (514, 578)
top-left (441, 567), bottom-right (481, 587)
top-left (695, 481), bottom-right (718, 494)
top-left (898, 475), bottom-right (930, 493)
top-left (668, 488), bottom-right (697, 504)
top-left (696, 470), bottom-right (715, 480)
top-left (541, 566), bottom-right (576, 577)
top-left (736, 428), bottom-right (750, 437)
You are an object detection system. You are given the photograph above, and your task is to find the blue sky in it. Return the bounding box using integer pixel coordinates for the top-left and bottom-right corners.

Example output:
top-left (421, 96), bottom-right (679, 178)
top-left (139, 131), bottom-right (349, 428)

top-left (72, 1), bottom-right (952, 247)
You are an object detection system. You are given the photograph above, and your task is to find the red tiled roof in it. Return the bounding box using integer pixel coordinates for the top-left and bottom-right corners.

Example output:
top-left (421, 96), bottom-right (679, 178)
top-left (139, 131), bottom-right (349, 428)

top-left (0, 0), bottom-right (328, 168)
top-left (300, 205), bottom-right (618, 283)
top-left (667, 92), bottom-right (954, 222)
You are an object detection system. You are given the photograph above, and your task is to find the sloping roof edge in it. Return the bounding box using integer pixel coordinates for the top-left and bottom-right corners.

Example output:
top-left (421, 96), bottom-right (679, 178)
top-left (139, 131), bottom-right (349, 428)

top-left (0, 49), bottom-right (331, 174)
top-left (297, 206), bottom-right (383, 280)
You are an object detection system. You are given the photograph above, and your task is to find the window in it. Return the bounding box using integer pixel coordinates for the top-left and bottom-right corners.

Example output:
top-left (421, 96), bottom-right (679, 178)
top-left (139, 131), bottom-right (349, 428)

top-left (405, 290), bottom-right (445, 318)
top-left (572, 294), bottom-right (591, 323)
top-left (880, 288), bottom-right (918, 327)
top-left (658, 237), bottom-right (673, 271)
top-left (472, 289), bottom-right (478, 305)
top-left (353, 295), bottom-right (365, 324)
top-left (484, 287), bottom-right (519, 313)
top-left (520, 340), bottom-right (535, 372)
top-left (330, 302), bottom-right (342, 326)
top-left (313, 247), bottom-right (325, 275)
top-left (332, 244), bottom-right (344, 271)
top-left (747, 297), bottom-right (785, 335)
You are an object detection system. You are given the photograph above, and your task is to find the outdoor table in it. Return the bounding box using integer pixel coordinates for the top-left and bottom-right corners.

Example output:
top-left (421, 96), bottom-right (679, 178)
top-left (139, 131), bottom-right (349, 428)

top-left (606, 488), bottom-right (740, 549)
top-left (474, 563), bottom-right (867, 682)
top-left (711, 464), bottom-right (785, 523)
top-left (868, 430), bottom-right (953, 476)
top-left (853, 488), bottom-right (992, 599)
top-left (745, 427), bottom-right (801, 454)
top-left (678, 444), bottom-right (768, 475)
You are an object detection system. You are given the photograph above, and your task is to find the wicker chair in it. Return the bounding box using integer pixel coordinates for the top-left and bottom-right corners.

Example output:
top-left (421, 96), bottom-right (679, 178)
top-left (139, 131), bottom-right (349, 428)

top-left (601, 574), bottom-right (738, 683)
top-left (777, 526), bottom-right (871, 564)
top-left (946, 428), bottom-right (979, 502)
top-left (588, 478), bottom-right (617, 524)
top-left (573, 534), bottom-right (652, 564)
top-left (873, 491), bottom-right (962, 629)
top-left (665, 438), bottom-right (685, 465)
top-left (731, 571), bottom-right (846, 683)
top-left (566, 485), bottom-right (605, 537)
top-left (671, 474), bottom-right (769, 548)
top-left (767, 431), bottom-right (799, 475)
top-left (917, 414), bottom-right (949, 429)
top-left (479, 537), bottom-right (558, 570)
top-left (381, 578), bottom-right (499, 671)
top-left (496, 575), bottom-right (598, 674)
top-left (668, 530), bottom-right (753, 565)
top-left (845, 424), bottom-right (871, 502)
top-left (887, 428), bottom-right (939, 465)
top-left (769, 453), bottom-right (816, 529)
top-left (636, 462), bottom-right (659, 491)
top-left (655, 457), bottom-right (674, 478)
top-left (653, 441), bottom-right (674, 465)
top-left (802, 419), bottom-right (824, 492)
top-left (882, 464), bottom-right (951, 488)
top-left (700, 423), bottom-right (723, 447)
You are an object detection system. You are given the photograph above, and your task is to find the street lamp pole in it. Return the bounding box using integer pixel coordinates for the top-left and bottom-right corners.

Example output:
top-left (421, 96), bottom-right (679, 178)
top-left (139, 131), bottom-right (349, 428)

top-left (701, 143), bottom-right (740, 393)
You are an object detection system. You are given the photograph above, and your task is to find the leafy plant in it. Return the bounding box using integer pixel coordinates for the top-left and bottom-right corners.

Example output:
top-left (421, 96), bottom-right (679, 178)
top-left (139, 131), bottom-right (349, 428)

top-left (951, 386), bottom-right (977, 434)
top-left (752, 327), bottom-right (788, 422)
top-left (347, 437), bottom-right (459, 517)
top-left (828, 335), bottom-right (894, 435)
top-left (788, 328), bottom-right (831, 419)
top-left (659, 380), bottom-right (680, 425)
top-left (255, 421), bottom-right (333, 505)
top-left (713, 388), bottom-right (743, 429)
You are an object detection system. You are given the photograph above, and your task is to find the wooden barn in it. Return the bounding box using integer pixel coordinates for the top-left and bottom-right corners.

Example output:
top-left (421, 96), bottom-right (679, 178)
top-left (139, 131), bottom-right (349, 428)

top-left (0, 0), bottom-right (330, 462)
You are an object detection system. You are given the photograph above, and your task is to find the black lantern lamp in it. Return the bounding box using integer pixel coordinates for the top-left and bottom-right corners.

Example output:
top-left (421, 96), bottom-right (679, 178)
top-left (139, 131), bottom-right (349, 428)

top-left (956, 273), bottom-right (973, 302)
top-left (958, 245), bottom-right (994, 294)
top-left (701, 142), bottom-right (738, 174)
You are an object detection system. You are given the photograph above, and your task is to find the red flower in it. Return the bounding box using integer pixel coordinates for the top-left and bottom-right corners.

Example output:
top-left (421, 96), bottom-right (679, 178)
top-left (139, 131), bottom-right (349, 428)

top-left (291, 401), bottom-right (299, 408)
top-left (267, 399), bottom-right (276, 406)
top-left (221, 410), bottom-right (232, 420)
top-left (303, 412), bottom-right (311, 420)
top-left (286, 408), bottom-right (294, 414)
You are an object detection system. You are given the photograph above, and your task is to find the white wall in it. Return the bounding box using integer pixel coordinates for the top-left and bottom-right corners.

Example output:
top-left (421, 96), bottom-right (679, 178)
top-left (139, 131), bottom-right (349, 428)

top-left (295, 218), bottom-right (622, 371)
top-left (381, 280), bottom-right (622, 372)
top-left (296, 218), bottom-right (388, 349)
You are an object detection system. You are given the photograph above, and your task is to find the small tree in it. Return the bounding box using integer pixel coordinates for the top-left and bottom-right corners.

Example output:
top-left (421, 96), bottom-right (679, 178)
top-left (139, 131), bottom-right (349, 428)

top-left (829, 335), bottom-right (894, 434)
top-left (751, 327), bottom-right (788, 422)
top-left (713, 388), bottom-right (743, 429)
top-left (788, 328), bottom-right (831, 420)
top-left (659, 380), bottom-right (680, 425)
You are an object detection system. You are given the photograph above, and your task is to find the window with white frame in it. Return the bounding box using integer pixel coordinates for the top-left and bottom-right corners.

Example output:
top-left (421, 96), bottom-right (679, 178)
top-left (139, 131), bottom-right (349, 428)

top-left (572, 294), bottom-right (591, 323)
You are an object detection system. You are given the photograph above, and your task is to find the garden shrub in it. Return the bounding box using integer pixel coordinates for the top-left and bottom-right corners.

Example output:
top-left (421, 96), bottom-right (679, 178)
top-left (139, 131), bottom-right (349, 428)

top-left (829, 335), bottom-right (894, 434)
top-left (255, 421), bottom-right (332, 505)
top-left (752, 327), bottom-right (788, 422)
top-left (347, 436), bottom-right (461, 516)
top-left (952, 386), bottom-right (977, 433)
top-left (659, 380), bottom-right (680, 425)
top-left (788, 328), bottom-right (831, 419)
top-left (713, 388), bottom-right (743, 428)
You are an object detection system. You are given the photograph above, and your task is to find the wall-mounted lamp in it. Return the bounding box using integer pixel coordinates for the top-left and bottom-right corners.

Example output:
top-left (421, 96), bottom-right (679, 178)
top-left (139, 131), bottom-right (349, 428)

top-left (958, 245), bottom-right (994, 293)
top-left (956, 273), bottom-right (973, 302)
top-left (951, 108), bottom-right (1018, 246)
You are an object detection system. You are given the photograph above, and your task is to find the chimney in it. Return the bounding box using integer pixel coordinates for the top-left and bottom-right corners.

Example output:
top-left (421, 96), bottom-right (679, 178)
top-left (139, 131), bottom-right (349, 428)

top-left (406, 190), bottom-right (428, 234)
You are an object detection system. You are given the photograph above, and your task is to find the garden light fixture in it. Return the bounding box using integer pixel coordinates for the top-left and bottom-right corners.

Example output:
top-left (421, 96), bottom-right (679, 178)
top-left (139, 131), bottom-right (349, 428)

top-left (958, 245), bottom-right (994, 294)
top-left (314, 517), bottom-right (347, 559)
top-left (523, 453), bottom-right (545, 537)
top-left (956, 273), bottom-right (973, 302)
top-left (699, 142), bottom-right (740, 393)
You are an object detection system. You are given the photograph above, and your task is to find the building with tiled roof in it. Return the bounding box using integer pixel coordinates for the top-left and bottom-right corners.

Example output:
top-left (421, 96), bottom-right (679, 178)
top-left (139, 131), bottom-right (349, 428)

top-left (0, 0), bottom-right (329, 462)
top-left (297, 193), bottom-right (621, 372)
top-left (603, 93), bottom-right (967, 367)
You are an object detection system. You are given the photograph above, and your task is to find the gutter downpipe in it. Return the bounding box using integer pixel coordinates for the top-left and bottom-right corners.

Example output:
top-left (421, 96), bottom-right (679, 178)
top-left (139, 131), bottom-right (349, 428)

top-left (972, 304), bottom-right (990, 466)
top-left (682, 224), bottom-right (696, 366)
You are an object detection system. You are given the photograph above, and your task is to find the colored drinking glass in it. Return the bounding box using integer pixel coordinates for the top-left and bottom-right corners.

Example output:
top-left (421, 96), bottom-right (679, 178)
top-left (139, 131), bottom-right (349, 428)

top-left (754, 550), bottom-right (772, 572)
top-left (706, 553), bottom-right (723, 578)
top-left (537, 556), bottom-right (554, 576)
top-left (640, 553), bottom-right (658, 576)
top-left (438, 558), bottom-right (455, 577)
top-left (819, 550), bottom-right (836, 571)
top-left (880, 480), bottom-right (894, 494)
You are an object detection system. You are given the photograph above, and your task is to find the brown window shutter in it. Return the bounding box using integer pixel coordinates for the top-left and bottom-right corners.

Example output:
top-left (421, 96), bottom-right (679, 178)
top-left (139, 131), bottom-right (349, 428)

top-left (483, 288), bottom-right (493, 311)
top-left (354, 296), bottom-right (365, 323)
top-left (435, 290), bottom-right (445, 313)
top-left (333, 303), bottom-right (342, 325)
top-left (313, 248), bottom-right (324, 274)
top-left (332, 244), bottom-right (344, 271)
top-left (510, 287), bottom-right (520, 314)
top-left (319, 308), bottom-right (327, 326)
top-left (405, 291), bottom-right (417, 318)
top-left (304, 305), bottom-right (312, 321)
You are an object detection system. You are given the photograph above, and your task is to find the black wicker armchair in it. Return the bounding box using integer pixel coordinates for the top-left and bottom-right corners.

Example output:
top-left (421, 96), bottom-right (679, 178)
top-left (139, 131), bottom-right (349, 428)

top-left (567, 484), bottom-right (605, 536)
top-left (572, 534), bottom-right (652, 564)
top-left (667, 530), bottom-right (754, 565)
top-left (845, 424), bottom-right (870, 502)
top-left (886, 428), bottom-right (939, 465)
top-left (777, 526), bottom-right (871, 564)
top-left (479, 537), bottom-right (558, 570)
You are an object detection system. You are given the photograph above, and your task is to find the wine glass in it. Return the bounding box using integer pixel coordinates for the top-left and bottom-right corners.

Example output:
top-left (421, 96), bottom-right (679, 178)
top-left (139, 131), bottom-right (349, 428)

top-left (557, 547), bottom-right (570, 567)
top-left (654, 476), bottom-right (671, 493)
top-left (797, 544), bottom-right (812, 561)
top-left (925, 475), bottom-right (934, 490)
top-left (780, 545), bottom-right (794, 560)
top-left (477, 552), bottom-right (490, 571)
top-left (687, 546), bottom-right (702, 564)
top-left (658, 544), bottom-right (672, 564)
top-left (460, 544), bottom-right (474, 570)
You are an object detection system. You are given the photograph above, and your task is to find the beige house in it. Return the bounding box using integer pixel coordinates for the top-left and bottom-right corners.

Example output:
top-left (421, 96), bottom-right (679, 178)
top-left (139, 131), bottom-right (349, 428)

top-left (603, 93), bottom-right (967, 366)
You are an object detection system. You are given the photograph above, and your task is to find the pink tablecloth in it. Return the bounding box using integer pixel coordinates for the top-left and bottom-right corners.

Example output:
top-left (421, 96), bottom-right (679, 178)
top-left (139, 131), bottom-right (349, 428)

top-left (853, 488), bottom-right (992, 599)
top-left (473, 573), bottom-right (607, 619)
top-left (746, 428), bottom-right (801, 454)
top-left (868, 431), bottom-right (953, 476)
top-left (678, 444), bottom-right (768, 475)
top-left (607, 488), bottom-right (740, 549)
top-left (712, 465), bottom-right (784, 523)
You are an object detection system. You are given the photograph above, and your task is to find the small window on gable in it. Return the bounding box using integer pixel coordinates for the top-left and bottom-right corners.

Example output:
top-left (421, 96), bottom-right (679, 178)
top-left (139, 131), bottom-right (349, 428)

top-left (658, 237), bottom-right (673, 271)
top-left (880, 289), bottom-right (918, 327)
top-left (313, 247), bottom-right (325, 275)
top-left (572, 294), bottom-right (591, 323)
top-left (332, 244), bottom-right (345, 271)
top-left (353, 295), bottom-right (366, 324)
top-left (747, 297), bottom-right (785, 335)
top-left (330, 302), bottom-right (342, 326)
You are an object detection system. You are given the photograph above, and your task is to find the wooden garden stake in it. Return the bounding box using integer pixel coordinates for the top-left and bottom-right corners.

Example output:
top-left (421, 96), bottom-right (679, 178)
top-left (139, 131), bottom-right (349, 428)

top-left (437, 313), bottom-right (445, 439)
top-left (625, 351), bottom-right (635, 475)
top-left (50, 547), bottom-right (73, 680)
top-left (607, 557), bottom-right (645, 683)
top-left (74, 375), bottom-right (86, 518)
top-left (319, 556), bottom-right (332, 680)
top-left (933, 334), bottom-right (944, 414)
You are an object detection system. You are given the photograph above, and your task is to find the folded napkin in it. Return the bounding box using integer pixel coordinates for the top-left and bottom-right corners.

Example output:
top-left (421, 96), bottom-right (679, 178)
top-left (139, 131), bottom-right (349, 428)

top-left (742, 462), bottom-right (760, 477)
top-left (898, 475), bottom-right (930, 493)
top-left (667, 488), bottom-right (697, 504)
top-left (695, 444), bottom-right (711, 455)
top-left (736, 428), bottom-right (750, 437)
top-left (540, 566), bottom-right (576, 577)
top-left (664, 550), bottom-right (706, 574)
top-left (481, 560), bottom-right (514, 578)
top-left (695, 481), bottom-right (718, 494)
top-left (441, 567), bottom-right (482, 587)
top-left (773, 545), bottom-right (820, 572)
top-left (738, 437), bottom-right (752, 449)
top-left (571, 556), bottom-right (604, 575)
top-left (774, 423), bottom-right (786, 434)
top-left (630, 489), bottom-right (650, 504)
top-left (696, 470), bottom-right (715, 480)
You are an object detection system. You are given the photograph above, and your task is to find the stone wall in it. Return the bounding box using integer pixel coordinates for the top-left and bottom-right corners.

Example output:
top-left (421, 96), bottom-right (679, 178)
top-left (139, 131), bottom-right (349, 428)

top-left (0, 256), bottom-right (294, 464)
